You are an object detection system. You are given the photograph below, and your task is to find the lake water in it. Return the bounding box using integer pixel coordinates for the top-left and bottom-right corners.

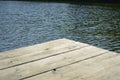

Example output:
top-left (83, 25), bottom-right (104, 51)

top-left (0, 1), bottom-right (120, 53)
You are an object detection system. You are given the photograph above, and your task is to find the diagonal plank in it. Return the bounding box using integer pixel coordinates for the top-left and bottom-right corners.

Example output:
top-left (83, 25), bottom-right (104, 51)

top-left (25, 52), bottom-right (120, 80)
top-left (0, 39), bottom-right (88, 70)
top-left (0, 46), bottom-right (108, 80)
top-left (0, 38), bottom-right (86, 60)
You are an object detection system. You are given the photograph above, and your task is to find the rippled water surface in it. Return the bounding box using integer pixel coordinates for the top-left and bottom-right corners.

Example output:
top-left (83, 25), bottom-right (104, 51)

top-left (0, 1), bottom-right (120, 53)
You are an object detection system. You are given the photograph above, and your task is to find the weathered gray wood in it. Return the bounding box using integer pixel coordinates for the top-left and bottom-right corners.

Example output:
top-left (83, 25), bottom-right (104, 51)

top-left (0, 41), bottom-right (87, 70)
top-left (0, 46), bottom-right (108, 80)
top-left (0, 38), bottom-right (85, 60)
top-left (25, 52), bottom-right (120, 80)
top-left (86, 64), bottom-right (120, 80)
top-left (0, 38), bottom-right (119, 80)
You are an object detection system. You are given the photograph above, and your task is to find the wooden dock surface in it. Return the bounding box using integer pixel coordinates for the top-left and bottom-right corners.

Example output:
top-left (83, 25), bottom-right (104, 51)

top-left (0, 38), bottom-right (120, 80)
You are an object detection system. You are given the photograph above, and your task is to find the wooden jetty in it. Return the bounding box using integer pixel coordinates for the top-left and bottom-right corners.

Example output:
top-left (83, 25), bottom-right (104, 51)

top-left (0, 38), bottom-right (120, 80)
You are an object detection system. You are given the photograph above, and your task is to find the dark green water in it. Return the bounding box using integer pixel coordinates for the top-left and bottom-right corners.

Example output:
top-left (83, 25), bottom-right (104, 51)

top-left (0, 1), bottom-right (120, 53)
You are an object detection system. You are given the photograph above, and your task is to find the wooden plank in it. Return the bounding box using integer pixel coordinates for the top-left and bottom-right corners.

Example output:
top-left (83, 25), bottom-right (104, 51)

top-left (86, 64), bottom-right (120, 80)
top-left (0, 38), bottom-right (71, 59)
top-left (0, 40), bottom-right (88, 70)
top-left (0, 46), bottom-right (108, 80)
top-left (25, 52), bottom-right (120, 80)
top-left (0, 38), bottom-right (87, 60)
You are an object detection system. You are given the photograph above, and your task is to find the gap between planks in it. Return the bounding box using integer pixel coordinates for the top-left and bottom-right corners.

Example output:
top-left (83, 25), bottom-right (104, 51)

top-left (25, 52), bottom-right (120, 80)
top-left (0, 38), bottom-right (119, 80)
top-left (0, 38), bottom-right (89, 70)
top-left (0, 46), bottom-right (109, 80)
